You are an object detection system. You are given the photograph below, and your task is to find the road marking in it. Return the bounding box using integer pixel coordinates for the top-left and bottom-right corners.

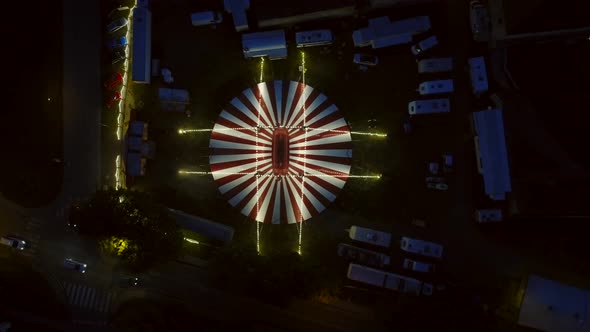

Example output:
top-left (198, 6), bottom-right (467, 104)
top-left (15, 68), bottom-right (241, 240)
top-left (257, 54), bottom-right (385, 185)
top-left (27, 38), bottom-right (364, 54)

top-left (84, 288), bottom-right (96, 308)
top-left (70, 285), bottom-right (81, 305)
top-left (101, 293), bottom-right (112, 313)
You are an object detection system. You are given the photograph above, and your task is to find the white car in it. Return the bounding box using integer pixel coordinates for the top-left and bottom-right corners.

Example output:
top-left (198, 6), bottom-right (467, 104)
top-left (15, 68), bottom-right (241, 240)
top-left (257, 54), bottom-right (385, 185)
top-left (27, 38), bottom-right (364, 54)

top-left (353, 53), bottom-right (379, 66)
top-left (411, 36), bottom-right (438, 56)
top-left (400, 237), bottom-right (444, 259)
top-left (403, 258), bottom-right (435, 273)
top-left (106, 17), bottom-right (128, 33)
top-left (0, 236), bottom-right (26, 250)
top-left (427, 182), bottom-right (448, 191)
top-left (64, 259), bottom-right (87, 273)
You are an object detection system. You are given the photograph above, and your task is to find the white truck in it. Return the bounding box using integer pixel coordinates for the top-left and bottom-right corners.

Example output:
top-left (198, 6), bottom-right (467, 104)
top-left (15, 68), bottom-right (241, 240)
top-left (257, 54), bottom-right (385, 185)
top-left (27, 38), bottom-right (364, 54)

top-left (347, 263), bottom-right (433, 296)
top-left (348, 225), bottom-right (392, 248)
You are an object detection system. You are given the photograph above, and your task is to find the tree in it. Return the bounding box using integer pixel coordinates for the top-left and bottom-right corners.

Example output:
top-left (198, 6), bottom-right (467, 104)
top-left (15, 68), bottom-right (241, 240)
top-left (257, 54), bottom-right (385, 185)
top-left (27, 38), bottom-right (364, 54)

top-left (208, 241), bottom-right (341, 307)
top-left (70, 188), bottom-right (183, 271)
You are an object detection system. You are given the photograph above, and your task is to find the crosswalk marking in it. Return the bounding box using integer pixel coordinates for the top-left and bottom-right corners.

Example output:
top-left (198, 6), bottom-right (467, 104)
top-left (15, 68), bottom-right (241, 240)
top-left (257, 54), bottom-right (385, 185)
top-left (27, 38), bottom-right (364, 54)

top-left (62, 282), bottom-right (114, 313)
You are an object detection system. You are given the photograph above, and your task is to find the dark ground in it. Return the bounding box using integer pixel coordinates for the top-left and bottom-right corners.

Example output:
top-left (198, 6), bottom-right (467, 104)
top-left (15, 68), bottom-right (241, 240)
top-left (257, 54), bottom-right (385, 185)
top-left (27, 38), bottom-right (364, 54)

top-left (0, 3), bottom-right (64, 207)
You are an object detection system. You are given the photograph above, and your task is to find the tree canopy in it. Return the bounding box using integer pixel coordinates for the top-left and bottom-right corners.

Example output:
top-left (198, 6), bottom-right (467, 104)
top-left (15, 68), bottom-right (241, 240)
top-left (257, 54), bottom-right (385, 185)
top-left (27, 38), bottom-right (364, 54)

top-left (70, 188), bottom-right (183, 271)
top-left (208, 241), bottom-right (342, 307)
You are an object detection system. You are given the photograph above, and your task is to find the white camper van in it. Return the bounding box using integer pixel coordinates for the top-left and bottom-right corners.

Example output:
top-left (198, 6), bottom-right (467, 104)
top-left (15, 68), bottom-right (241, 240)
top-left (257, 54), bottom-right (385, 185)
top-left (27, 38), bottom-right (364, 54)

top-left (408, 98), bottom-right (450, 115)
top-left (191, 11), bottom-right (223, 26)
top-left (400, 237), bottom-right (444, 259)
top-left (295, 29), bottom-right (333, 47)
top-left (411, 35), bottom-right (438, 55)
top-left (468, 56), bottom-right (489, 94)
top-left (418, 79), bottom-right (454, 95)
top-left (348, 225), bottom-right (392, 248)
top-left (417, 57), bottom-right (454, 73)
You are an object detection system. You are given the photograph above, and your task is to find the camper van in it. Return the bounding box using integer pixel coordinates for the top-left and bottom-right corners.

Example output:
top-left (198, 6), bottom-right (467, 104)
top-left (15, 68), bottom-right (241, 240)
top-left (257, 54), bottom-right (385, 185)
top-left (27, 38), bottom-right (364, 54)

top-left (417, 57), bottom-right (453, 73)
top-left (408, 98), bottom-right (450, 115)
top-left (411, 35), bottom-right (438, 55)
top-left (400, 237), bottom-right (444, 259)
top-left (468, 56), bottom-right (489, 94)
top-left (418, 79), bottom-right (454, 95)
top-left (295, 29), bottom-right (333, 48)
top-left (348, 225), bottom-right (392, 248)
top-left (191, 11), bottom-right (223, 26)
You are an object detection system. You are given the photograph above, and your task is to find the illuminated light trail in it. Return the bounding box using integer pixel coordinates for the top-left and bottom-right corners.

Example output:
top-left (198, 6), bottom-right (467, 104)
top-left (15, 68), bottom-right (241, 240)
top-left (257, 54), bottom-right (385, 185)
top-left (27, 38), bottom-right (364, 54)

top-left (298, 51), bottom-right (307, 255)
top-left (255, 57), bottom-right (265, 254)
top-left (113, 1), bottom-right (137, 189)
top-left (184, 237), bottom-right (200, 244)
top-left (115, 155), bottom-right (122, 189)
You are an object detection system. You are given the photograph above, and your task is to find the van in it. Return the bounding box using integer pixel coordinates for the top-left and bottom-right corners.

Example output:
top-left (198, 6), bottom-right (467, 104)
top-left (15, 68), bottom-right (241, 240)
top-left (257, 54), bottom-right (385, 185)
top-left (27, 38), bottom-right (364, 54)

top-left (400, 236), bottom-right (444, 259)
top-left (417, 57), bottom-right (453, 73)
top-left (474, 209), bottom-right (503, 223)
top-left (418, 79), bottom-right (454, 95)
top-left (468, 56), bottom-right (489, 94)
top-left (347, 225), bottom-right (392, 248)
top-left (295, 29), bottom-right (333, 48)
top-left (191, 11), bottom-right (223, 27)
top-left (408, 98), bottom-right (450, 115)
top-left (411, 35), bottom-right (438, 55)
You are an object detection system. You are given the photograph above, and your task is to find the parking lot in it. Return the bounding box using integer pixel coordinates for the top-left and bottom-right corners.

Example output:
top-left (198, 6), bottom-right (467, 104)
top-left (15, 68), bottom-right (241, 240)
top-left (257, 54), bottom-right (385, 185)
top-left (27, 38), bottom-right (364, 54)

top-left (105, 0), bottom-right (590, 327)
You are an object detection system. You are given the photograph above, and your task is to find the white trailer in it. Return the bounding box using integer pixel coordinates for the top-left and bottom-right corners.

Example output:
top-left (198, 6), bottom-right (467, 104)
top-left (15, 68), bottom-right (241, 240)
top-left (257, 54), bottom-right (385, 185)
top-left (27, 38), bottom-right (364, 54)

top-left (242, 30), bottom-right (287, 60)
top-left (191, 11), bottom-right (223, 26)
top-left (408, 98), bottom-right (450, 115)
top-left (417, 57), bottom-right (454, 73)
top-left (418, 79), bottom-right (454, 95)
top-left (348, 225), bottom-right (392, 248)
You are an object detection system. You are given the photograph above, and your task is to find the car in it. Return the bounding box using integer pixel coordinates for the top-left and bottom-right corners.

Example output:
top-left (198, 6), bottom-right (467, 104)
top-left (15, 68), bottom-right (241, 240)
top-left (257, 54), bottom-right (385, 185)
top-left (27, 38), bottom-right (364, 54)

top-left (469, 0), bottom-right (491, 41)
top-left (353, 53), bottom-right (379, 66)
top-left (104, 72), bottom-right (123, 91)
top-left (106, 91), bottom-right (122, 108)
top-left (427, 182), bottom-right (448, 191)
top-left (111, 50), bottom-right (126, 65)
top-left (107, 36), bottom-right (128, 49)
top-left (411, 36), bottom-right (438, 56)
top-left (64, 259), bottom-right (87, 273)
top-left (403, 258), bottom-right (435, 273)
top-left (400, 237), bottom-right (444, 259)
top-left (106, 17), bottom-right (128, 33)
top-left (120, 277), bottom-right (140, 287)
top-left (0, 236), bottom-right (26, 250)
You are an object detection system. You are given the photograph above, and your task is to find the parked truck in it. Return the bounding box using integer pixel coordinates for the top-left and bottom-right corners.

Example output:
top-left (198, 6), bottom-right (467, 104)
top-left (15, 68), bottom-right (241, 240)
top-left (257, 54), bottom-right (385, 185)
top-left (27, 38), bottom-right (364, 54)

top-left (347, 225), bottom-right (392, 248)
top-left (347, 263), bottom-right (433, 295)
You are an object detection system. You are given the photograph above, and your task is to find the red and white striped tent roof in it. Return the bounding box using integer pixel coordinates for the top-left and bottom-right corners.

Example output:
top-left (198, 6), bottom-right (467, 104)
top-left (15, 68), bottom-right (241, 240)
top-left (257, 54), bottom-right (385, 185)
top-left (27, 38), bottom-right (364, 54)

top-left (209, 80), bottom-right (352, 224)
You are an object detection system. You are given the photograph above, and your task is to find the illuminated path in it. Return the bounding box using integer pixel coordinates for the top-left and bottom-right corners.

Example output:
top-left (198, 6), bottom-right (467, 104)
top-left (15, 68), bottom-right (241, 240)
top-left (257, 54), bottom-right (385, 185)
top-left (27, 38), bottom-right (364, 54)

top-left (208, 80), bottom-right (353, 224)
